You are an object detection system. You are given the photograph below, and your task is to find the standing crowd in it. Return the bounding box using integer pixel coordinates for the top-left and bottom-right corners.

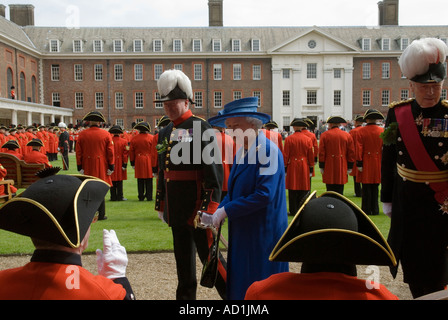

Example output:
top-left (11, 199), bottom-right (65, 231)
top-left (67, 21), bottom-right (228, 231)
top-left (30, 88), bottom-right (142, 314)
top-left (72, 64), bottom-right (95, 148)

top-left (0, 38), bottom-right (446, 301)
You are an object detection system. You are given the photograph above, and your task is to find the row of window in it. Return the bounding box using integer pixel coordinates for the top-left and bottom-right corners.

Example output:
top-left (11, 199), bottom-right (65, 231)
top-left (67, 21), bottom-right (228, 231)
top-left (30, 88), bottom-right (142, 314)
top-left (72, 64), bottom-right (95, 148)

top-left (50, 38), bottom-right (262, 53)
top-left (50, 63), bottom-right (263, 82)
top-left (49, 37), bottom-right (448, 54)
top-left (52, 90), bottom-right (263, 110)
top-left (360, 37), bottom-right (448, 51)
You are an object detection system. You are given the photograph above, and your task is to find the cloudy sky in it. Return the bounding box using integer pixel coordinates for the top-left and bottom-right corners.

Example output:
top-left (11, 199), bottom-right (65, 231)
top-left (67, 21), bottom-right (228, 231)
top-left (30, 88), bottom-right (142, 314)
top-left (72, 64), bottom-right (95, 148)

top-left (4, 0), bottom-right (448, 28)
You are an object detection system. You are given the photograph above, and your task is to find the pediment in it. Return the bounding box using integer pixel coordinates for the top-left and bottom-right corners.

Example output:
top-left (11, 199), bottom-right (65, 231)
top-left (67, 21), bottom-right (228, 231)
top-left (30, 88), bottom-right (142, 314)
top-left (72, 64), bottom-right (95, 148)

top-left (268, 27), bottom-right (360, 54)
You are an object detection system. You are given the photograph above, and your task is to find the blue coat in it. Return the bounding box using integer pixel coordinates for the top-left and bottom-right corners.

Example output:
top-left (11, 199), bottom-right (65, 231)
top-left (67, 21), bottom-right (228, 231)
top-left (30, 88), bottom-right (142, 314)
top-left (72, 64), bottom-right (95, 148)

top-left (219, 132), bottom-right (289, 300)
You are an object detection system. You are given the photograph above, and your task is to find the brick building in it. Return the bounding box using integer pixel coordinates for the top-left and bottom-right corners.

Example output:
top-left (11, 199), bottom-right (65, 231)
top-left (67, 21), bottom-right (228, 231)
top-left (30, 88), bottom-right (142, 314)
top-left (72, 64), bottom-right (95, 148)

top-left (0, 1), bottom-right (447, 130)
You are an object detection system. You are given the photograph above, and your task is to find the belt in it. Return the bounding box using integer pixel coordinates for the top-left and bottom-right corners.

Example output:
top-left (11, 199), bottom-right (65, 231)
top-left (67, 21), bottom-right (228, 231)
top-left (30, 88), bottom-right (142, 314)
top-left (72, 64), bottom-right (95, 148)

top-left (164, 170), bottom-right (203, 181)
top-left (397, 164), bottom-right (448, 183)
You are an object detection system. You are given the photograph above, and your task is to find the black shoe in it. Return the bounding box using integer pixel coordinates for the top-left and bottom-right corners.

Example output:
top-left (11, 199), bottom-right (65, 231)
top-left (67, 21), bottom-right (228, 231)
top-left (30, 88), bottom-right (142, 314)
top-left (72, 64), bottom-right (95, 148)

top-left (99, 216), bottom-right (108, 221)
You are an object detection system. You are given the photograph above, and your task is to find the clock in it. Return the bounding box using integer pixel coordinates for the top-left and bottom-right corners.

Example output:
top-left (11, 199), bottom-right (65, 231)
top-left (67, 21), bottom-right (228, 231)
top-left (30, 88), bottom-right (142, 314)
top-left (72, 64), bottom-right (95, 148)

top-left (308, 40), bottom-right (316, 49)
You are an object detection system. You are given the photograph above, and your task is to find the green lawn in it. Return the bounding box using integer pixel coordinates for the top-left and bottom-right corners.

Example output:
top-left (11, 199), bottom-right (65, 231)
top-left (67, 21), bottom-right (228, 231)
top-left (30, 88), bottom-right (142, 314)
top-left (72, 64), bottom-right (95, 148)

top-left (0, 153), bottom-right (390, 255)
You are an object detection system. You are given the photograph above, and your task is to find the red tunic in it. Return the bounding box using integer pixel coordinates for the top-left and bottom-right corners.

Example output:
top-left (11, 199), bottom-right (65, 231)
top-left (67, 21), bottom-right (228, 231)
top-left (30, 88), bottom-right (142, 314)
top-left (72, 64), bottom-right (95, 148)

top-left (356, 124), bottom-right (384, 184)
top-left (24, 150), bottom-right (52, 168)
top-left (129, 132), bottom-right (155, 179)
top-left (76, 126), bottom-right (115, 185)
top-left (301, 129), bottom-right (318, 177)
top-left (214, 130), bottom-right (235, 192)
top-left (318, 127), bottom-right (355, 185)
top-left (283, 131), bottom-right (314, 190)
top-left (0, 163), bottom-right (16, 195)
top-left (349, 125), bottom-right (363, 182)
top-left (110, 135), bottom-right (129, 182)
top-left (0, 261), bottom-right (126, 300)
top-left (245, 272), bottom-right (398, 300)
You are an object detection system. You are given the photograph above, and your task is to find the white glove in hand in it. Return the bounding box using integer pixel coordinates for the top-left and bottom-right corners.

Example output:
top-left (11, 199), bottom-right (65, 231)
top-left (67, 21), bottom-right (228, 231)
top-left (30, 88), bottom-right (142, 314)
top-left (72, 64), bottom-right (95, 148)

top-left (107, 169), bottom-right (114, 175)
top-left (212, 207), bottom-right (227, 228)
top-left (320, 168), bottom-right (324, 175)
top-left (96, 229), bottom-right (128, 279)
top-left (382, 202), bottom-right (392, 218)
top-left (358, 167), bottom-right (363, 172)
top-left (79, 169), bottom-right (84, 175)
top-left (347, 169), bottom-right (352, 174)
top-left (200, 213), bottom-right (214, 227)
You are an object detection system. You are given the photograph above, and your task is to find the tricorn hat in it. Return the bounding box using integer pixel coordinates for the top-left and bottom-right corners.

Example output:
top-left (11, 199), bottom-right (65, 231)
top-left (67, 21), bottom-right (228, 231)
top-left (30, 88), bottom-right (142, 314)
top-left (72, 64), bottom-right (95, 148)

top-left (326, 116), bottom-right (347, 124)
top-left (354, 115), bottom-right (365, 122)
top-left (0, 172), bottom-right (110, 248)
top-left (82, 111), bottom-right (106, 122)
top-left (26, 138), bottom-right (44, 147)
top-left (133, 121), bottom-right (151, 132)
top-left (154, 69), bottom-right (195, 104)
top-left (108, 125), bottom-right (123, 135)
top-left (208, 97), bottom-right (271, 128)
top-left (157, 115), bottom-right (171, 128)
top-left (398, 38), bottom-right (448, 83)
top-left (269, 191), bottom-right (397, 267)
top-left (363, 109), bottom-right (385, 120)
top-left (290, 118), bottom-right (308, 127)
top-left (2, 140), bottom-right (20, 150)
top-left (263, 120), bottom-right (279, 129)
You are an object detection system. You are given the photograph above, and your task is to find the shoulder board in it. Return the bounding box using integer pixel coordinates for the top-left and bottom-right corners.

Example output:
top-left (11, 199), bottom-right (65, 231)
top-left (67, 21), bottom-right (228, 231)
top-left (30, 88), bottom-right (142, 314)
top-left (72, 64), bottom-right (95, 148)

top-left (192, 115), bottom-right (206, 122)
top-left (388, 98), bottom-right (414, 109)
top-left (442, 100), bottom-right (448, 108)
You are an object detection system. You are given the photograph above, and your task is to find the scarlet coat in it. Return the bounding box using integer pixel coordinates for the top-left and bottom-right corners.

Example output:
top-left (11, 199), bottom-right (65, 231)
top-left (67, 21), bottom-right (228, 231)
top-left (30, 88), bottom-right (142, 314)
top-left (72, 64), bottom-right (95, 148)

top-left (283, 131), bottom-right (314, 190)
top-left (349, 125), bottom-right (363, 182)
top-left (111, 134), bottom-right (129, 182)
top-left (76, 126), bottom-right (115, 185)
top-left (24, 150), bottom-right (52, 168)
top-left (245, 272), bottom-right (398, 300)
top-left (356, 123), bottom-right (384, 184)
top-left (0, 253), bottom-right (127, 300)
top-left (214, 130), bottom-right (235, 192)
top-left (129, 132), bottom-right (155, 179)
top-left (0, 163), bottom-right (16, 195)
top-left (301, 128), bottom-right (318, 176)
top-left (318, 127), bottom-right (355, 185)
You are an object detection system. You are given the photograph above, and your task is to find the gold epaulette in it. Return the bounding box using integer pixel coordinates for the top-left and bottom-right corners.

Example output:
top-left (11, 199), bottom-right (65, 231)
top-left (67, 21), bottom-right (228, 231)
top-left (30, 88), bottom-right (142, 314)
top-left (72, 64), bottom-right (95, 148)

top-left (441, 100), bottom-right (448, 108)
top-left (192, 115), bottom-right (206, 122)
top-left (388, 98), bottom-right (414, 109)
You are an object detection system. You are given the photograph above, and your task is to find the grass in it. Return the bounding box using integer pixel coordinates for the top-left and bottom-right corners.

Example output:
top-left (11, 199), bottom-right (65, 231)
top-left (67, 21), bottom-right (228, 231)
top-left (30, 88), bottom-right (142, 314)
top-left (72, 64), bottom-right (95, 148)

top-left (0, 153), bottom-right (390, 255)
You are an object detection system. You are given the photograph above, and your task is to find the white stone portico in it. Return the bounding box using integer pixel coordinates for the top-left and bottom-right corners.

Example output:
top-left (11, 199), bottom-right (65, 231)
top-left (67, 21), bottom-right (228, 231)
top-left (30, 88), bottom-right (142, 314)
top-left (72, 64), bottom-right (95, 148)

top-left (269, 27), bottom-right (359, 128)
top-left (0, 97), bottom-right (73, 127)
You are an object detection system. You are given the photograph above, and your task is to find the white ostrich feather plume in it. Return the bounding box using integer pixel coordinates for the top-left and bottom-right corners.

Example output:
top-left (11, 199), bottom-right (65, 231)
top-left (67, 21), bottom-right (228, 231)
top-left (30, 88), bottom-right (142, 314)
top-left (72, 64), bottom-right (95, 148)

top-left (157, 69), bottom-right (193, 99)
top-left (399, 38), bottom-right (448, 79)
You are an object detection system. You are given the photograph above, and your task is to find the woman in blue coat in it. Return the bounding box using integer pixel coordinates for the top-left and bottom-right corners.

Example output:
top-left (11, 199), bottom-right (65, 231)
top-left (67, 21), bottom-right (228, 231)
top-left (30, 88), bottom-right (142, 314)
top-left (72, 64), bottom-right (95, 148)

top-left (207, 97), bottom-right (289, 300)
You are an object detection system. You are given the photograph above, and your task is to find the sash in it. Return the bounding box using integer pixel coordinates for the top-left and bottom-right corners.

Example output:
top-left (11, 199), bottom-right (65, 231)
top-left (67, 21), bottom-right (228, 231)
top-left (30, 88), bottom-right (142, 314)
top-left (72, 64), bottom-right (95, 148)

top-left (395, 104), bottom-right (448, 212)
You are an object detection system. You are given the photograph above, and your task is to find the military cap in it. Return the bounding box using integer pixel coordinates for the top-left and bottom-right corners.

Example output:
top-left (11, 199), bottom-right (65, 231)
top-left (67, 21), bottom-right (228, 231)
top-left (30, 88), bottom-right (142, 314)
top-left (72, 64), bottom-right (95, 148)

top-left (2, 140), bottom-right (20, 150)
top-left (109, 125), bottom-right (124, 134)
top-left (290, 118), bottom-right (308, 127)
top-left (133, 121), bottom-right (151, 132)
top-left (326, 116), bottom-right (347, 124)
top-left (82, 111), bottom-right (106, 122)
top-left (26, 138), bottom-right (44, 147)
top-left (154, 69), bottom-right (195, 104)
top-left (363, 109), bottom-right (385, 120)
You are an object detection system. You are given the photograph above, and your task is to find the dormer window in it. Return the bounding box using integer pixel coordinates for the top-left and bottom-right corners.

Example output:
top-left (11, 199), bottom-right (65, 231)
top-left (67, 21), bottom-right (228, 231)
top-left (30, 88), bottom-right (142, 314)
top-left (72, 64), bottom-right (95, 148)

top-left (232, 39), bottom-right (241, 52)
top-left (361, 38), bottom-right (371, 51)
top-left (93, 40), bottom-right (103, 52)
top-left (49, 39), bottom-right (60, 52)
top-left (114, 39), bottom-right (123, 52)
top-left (251, 39), bottom-right (261, 52)
top-left (153, 39), bottom-right (163, 52)
top-left (173, 39), bottom-right (182, 52)
top-left (73, 39), bottom-right (83, 53)
top-left (381, 38), bottom-right (391, 51)
top-left (133, 39), bottom-right (143, 52)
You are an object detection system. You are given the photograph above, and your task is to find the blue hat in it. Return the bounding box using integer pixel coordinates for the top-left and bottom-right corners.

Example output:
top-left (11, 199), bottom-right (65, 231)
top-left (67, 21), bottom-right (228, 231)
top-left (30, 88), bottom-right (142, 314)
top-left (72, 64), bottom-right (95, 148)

top-left (207, 97), bottom-right (270, 128)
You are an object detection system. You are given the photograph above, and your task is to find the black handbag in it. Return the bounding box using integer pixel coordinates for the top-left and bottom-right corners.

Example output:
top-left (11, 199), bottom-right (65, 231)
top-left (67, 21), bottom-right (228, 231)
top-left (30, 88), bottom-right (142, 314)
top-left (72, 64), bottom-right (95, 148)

top-left (200, 225), bottom-right (221, 288)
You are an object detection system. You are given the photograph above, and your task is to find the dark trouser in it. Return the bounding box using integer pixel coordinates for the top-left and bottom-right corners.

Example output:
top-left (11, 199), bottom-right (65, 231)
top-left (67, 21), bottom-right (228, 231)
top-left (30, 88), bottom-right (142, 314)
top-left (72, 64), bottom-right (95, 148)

top-left (288, 190), bottom-right (310, 216)
top-left (326, 184), bottom-right (344, 195)
top-left (361, 183), bottom-right (379, 215)
top-left (137, 178), bottom-right (153, 201)
top-left (110, 181), bottom-right (125, 201)
top-left (171, 224), bottom-right (226, 300)
top-left (61, 150), bottom-right (69, 170)
top-left (98, 199), bottom-right (106, 220)
top-left (353, 176), bottom-right (362, 197)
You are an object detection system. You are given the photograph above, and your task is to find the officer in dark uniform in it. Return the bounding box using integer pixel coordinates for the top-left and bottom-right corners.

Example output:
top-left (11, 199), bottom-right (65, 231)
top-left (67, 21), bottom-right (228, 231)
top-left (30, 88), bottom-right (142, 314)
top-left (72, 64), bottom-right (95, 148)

top-left (381, 38), bottom-right (448, 298)
top-left (58, 122), bottom-right (70, 170)
top-left (154, 69), bottom-right (226, 300)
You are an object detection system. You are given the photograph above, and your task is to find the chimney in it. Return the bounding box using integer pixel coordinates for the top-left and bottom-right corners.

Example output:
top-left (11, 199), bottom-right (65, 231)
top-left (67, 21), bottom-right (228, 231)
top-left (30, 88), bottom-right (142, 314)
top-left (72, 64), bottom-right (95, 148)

top-left (378, 0), bottom-right (399, 26)
top-left (0, 5), bottom-right (6, 18)
top-left (9, 4), bottom-right (35, 26)
top-left (209, 0), bottom-right (223, 27)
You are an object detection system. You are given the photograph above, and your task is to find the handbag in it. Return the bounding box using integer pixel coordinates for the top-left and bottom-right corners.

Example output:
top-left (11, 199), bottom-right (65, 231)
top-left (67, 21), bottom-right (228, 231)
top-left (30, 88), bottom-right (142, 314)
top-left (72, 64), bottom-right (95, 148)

top-left (200, 225), bottom-right (221, 288)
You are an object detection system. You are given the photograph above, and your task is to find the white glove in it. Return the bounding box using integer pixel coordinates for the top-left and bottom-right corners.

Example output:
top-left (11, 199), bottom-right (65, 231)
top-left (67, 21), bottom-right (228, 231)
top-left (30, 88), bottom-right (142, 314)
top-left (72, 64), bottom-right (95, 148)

top-left (107, 169), bottom-right (114, 175)
top-left (320, 168), bottom-right (324, 175)
top-left (200, 212), bottom-right (214, 228)
top-left (347, 169), bottom-right (352, 174)
top-left (358, 167), bottom-right (363, 172)
top-left (96, 229), bottom-right (128, 279)
top-left (158, 211), bottom-right (166, 223)
top-left (382, 202), bottom-right (392, 218)
top-left (78, 169), bottom-right (84, 175)
top-left (212, 207), bottom-right (227, 228)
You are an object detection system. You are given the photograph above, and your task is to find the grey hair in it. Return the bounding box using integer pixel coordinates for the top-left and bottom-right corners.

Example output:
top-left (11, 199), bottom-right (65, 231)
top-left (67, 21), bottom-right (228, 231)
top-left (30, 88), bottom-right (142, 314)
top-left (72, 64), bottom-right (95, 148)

top-left (245, 117), bottom-right (263, 129)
